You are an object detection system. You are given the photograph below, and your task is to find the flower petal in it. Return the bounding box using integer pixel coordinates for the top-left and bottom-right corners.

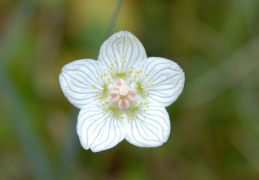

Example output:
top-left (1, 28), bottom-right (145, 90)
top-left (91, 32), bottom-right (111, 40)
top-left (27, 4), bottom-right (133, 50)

top-left (137, 57), bottom-right (185, 107)
top-left (126, 105), bottom-right (170, 147)
top-left (98, 31), bottom-right (147, 72)
top-left (77, 105), bottom-right (127, 152)
top-left (59, 59), bottom-right (105, 109)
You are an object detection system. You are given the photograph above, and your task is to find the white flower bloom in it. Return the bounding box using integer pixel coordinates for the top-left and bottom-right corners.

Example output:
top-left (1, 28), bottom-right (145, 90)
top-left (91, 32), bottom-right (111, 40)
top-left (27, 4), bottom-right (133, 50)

top-left (59, 31), bottom-right (185, 152)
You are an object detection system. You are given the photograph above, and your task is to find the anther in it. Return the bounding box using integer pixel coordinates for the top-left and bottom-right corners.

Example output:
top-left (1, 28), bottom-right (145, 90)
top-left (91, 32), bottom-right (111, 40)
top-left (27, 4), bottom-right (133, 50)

top-left (119, 83), bottom-right (129, 96)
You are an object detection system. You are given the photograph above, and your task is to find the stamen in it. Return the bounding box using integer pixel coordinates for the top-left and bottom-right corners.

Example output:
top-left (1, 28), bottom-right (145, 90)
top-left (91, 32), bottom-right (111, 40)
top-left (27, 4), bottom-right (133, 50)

top-left (108, 76), bottom-right (138, 110)
top-left (109, 91), bottom-right (120, 102)
top-left (118, 99), bottom-right (129, 109)
top-left (119, 83), bottom-right (129, 96)
top-left (113, 78), bottom-right (124, 89)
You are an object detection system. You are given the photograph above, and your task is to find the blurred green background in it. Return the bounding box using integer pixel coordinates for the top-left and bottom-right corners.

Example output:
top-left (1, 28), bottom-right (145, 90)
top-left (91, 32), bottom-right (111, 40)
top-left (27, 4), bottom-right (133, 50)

top-left (1, 0), bottom-right (259, 179)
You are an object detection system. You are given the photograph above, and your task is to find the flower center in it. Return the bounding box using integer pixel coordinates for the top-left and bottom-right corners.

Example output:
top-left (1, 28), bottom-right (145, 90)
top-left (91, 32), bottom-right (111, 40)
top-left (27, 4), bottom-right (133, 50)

top-left (109, 78), bottom-right (137, 109)
top-left (119, 83), bottom-right (129, 96)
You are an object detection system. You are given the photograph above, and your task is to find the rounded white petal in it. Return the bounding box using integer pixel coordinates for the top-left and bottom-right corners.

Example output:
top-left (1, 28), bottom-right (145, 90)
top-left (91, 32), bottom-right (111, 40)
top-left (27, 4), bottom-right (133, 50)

top-left (138, 57), bottom-right (185, 107)
top-left (77, 105), bottom-right (127, 152)
top-left (59, 59), bottom-right (105, 109)
top-left (98, 31), bottom-right (147, 71)
top-left (126, 105), bottom-right (170, 147)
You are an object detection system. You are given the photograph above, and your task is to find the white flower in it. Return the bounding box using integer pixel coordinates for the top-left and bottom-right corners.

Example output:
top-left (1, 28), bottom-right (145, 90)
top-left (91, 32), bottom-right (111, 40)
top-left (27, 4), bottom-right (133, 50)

top-left (59, 31), bottom-right (185, 152)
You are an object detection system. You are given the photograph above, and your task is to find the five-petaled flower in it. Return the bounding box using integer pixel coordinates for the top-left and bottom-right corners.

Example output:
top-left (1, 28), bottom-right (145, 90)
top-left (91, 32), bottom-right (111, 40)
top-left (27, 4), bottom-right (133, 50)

top-left (59, 31), bottom-right (185, 152)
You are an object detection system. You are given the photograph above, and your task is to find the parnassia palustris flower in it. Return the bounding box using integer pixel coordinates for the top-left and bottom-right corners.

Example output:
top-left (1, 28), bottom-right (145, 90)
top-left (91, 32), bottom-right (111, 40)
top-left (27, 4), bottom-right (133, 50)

top-left (59, 31), bottom-right (185, 152)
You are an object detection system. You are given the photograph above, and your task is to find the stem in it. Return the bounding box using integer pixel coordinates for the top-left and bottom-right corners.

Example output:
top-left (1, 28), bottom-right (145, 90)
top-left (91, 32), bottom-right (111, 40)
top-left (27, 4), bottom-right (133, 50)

top-left (105, 0), bottom-right (124, 38)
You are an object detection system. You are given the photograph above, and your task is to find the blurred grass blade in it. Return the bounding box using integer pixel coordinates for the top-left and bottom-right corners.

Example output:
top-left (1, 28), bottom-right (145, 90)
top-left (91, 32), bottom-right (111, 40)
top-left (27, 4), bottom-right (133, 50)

top-left (59, 108), bottom-right (80, 180)
top-left (105, 0), bottom-right (124, 38)
top-left (222, 0), bottom-right (259, 45)
top-left (0, 1), bottom-right (38, 65)
top-left (0, 60), bottom-right (56, 180)
top-left (0, 1), bottom-right (57, 180)
top-left (183, 36), bottom-right (259, 108)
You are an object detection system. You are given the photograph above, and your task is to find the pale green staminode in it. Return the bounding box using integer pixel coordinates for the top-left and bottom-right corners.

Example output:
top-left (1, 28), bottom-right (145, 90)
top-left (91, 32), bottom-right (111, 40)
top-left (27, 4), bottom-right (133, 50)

top-left (59, 31), bottom-right (185, 152)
